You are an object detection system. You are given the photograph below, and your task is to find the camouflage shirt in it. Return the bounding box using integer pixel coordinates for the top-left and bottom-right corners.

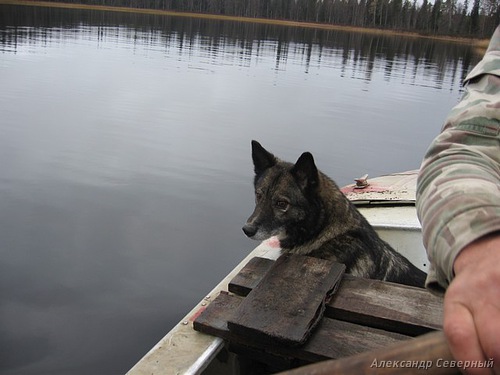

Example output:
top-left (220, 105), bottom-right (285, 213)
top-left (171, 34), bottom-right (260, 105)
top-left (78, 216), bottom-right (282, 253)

top-left (416, 25), bottom-right (500, 293)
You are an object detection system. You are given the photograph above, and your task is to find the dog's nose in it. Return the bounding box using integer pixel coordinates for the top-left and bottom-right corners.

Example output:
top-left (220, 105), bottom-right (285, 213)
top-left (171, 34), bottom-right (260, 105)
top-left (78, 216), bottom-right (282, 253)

top-left (242, 224), bottom-right (257, 238)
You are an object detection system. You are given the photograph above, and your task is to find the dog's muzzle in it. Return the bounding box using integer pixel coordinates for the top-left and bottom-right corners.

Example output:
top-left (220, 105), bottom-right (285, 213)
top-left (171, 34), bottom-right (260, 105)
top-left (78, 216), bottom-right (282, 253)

top-left (242, 223), bottom-right (258, 238)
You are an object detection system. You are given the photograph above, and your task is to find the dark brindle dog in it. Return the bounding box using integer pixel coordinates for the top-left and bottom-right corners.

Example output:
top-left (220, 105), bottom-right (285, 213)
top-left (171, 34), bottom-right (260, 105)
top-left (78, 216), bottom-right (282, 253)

top-left (242, 140), bottom-right (427, 288)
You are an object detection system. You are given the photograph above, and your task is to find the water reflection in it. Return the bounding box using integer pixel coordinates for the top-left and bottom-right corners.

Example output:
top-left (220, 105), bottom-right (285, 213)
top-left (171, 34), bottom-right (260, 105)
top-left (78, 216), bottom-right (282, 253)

top-left (1, 5), bottom-right (476, 91)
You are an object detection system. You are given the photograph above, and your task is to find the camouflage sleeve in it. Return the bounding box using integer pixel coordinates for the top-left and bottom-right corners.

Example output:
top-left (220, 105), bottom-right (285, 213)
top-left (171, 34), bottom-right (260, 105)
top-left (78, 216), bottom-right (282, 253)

top-left (416, 25), bottom-right (500, 293)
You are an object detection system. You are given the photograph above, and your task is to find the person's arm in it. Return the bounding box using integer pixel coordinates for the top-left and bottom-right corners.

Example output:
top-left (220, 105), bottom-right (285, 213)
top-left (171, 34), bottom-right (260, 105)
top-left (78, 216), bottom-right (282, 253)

top-left (416, 26), bottom-right (500, 373)
top-left (416, 25), bottom-right (500, 293)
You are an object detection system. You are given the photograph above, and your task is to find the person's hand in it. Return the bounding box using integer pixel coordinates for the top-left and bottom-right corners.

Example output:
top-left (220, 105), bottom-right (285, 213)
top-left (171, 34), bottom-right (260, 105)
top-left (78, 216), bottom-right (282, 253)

top-left (444, 233), bottom-right (500, 374)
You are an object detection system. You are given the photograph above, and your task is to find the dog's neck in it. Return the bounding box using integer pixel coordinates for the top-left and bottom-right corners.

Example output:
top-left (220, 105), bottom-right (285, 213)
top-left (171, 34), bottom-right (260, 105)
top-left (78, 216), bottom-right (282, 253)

top-left (280, 174), bottom-right (356, 255)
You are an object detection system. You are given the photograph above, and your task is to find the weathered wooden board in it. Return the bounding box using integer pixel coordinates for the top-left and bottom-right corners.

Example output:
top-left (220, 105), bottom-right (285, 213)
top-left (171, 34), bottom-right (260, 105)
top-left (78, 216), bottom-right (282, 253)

top-left (227, 256), bottom-right (274, 296)
top-left (228, 257), bottom-right (443, 336)
top-left (227, 254), bottom-right (346, 346)
top-left (329, 274), bottom-right (443, 336)
top-left (193, 291), bottom-right (409, 363)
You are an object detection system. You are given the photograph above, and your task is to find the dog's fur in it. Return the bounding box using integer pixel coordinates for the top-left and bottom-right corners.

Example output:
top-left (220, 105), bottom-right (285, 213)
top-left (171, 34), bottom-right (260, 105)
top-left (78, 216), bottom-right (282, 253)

top-left (242, 140), bottom-right (427, 288)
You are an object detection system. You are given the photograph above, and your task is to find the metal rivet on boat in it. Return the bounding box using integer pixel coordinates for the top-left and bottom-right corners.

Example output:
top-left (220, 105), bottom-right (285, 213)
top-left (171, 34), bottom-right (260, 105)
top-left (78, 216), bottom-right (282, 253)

top-left (354, 174), bottom-right (369, 189)
top-left (182, 321), bottom-right (188, 325)
top-left (201, 302), bottom-right (207, 306)
top-left (204, 296), bottom-right (211, 300)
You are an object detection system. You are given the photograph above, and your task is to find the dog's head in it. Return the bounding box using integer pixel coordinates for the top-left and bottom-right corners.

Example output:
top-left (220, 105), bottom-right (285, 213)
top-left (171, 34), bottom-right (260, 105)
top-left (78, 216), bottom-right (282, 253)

top-left (242, 140), bottom-right (321, 247)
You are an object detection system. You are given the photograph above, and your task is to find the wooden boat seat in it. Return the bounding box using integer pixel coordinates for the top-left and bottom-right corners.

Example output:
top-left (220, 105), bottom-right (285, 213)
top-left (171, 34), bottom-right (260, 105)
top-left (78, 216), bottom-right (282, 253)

top-left (193, 254), bottom-right (443, 370)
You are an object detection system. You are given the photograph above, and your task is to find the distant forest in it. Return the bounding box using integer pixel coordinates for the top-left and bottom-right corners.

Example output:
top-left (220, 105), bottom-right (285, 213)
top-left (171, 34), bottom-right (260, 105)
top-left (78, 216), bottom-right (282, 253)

top-left (41, 0), bottom-right (499, 38)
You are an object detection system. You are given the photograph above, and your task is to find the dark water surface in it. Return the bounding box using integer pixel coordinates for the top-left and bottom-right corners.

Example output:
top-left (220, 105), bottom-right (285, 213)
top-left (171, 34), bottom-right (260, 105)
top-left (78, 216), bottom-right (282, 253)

top-left (0, 5), bottom-right (479, 375)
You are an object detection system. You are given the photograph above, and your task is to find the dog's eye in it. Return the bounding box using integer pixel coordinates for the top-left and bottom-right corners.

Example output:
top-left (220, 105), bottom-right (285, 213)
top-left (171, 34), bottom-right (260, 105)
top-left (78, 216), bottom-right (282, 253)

top-left (275, 200), bottom-right (289, 211)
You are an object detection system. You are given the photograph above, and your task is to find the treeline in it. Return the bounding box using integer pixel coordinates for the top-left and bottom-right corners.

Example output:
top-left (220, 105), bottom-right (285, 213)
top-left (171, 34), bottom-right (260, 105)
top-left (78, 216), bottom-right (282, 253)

top-left (43, 0), bottom-right (499, 38)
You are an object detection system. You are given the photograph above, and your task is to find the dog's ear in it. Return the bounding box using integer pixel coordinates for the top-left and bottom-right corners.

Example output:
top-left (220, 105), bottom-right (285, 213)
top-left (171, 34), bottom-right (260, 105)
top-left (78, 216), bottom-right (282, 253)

top-left (251, 140), bottom-right (277, 175)
top-left (292, 152), bottom-right (319, 191)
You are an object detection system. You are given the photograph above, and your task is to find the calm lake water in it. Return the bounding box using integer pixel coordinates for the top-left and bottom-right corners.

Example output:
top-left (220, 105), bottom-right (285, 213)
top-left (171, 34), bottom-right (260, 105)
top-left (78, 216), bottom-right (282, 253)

top-left (0, 5), bottom-right (479, 375)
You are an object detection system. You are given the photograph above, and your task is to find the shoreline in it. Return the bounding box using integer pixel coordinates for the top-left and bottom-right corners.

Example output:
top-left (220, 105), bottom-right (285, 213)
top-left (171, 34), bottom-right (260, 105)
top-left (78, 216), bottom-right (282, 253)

top-left (0, 0), bottom-right (490, 50)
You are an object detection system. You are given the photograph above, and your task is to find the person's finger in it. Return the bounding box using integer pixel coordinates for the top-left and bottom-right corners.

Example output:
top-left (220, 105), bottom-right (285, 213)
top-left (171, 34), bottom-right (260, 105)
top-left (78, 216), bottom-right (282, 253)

top-left (475, 302), bottom-right (500, 374)
top-left (443, 298), bottom-right (490, 374)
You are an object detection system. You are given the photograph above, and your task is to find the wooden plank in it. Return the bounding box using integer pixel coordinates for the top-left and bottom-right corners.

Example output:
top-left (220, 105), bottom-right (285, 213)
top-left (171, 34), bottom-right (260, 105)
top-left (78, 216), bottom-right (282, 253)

top-left (193, 291), bottom-right (409, 363)
top-left (228, 256), bottom-right (274, 296)
top-left (229, 257), bottom-right (443, 336)
top-left (278, 331), bottom-right (459, 375)
top-left (227, 254), bottom-right (345, 346)
top-left (330, 275), bottom-right (443, 336)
